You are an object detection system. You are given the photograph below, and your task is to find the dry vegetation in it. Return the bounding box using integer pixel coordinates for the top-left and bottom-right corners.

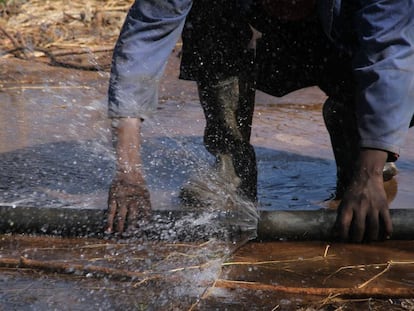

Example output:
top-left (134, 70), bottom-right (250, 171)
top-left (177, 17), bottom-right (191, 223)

top-left (0, 0), bottom-right (133, 69)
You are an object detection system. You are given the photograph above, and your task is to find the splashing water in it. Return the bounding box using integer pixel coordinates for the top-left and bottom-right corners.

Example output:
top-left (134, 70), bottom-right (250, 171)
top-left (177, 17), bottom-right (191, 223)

top-left (140, 115), bottom-right (259, 240)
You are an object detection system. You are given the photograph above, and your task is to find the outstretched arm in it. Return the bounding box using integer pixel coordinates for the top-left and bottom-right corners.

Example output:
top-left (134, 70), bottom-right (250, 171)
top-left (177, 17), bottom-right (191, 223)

top-left (333, 0), bottom-right (414, 242)
top-left (106, 0), bottom-right (192, 233)
top-left (106, 118), bottom-right (151, 234)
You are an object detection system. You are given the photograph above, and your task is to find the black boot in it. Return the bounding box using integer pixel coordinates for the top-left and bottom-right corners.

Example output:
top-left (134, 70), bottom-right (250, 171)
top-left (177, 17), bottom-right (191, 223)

top-left (180, 74), bottom-right (257, 205)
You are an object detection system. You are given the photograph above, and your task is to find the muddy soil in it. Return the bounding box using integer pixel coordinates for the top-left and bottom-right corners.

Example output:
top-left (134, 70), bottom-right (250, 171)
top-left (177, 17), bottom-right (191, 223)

top-left (1, 54), bottom-right (414, 310)
top-left (1, 53), bottom-right (414, 211)
top-left (1, 1), bottom-right (414, 308)
top-left (1, 235), bottom-right (414, 310)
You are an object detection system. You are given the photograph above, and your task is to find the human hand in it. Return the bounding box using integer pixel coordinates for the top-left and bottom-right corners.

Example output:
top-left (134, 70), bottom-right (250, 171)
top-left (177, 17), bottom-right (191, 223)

top-left (106, 174), bottom-right (151, 234)
top-left (334, 149), bottom-right (393, 242)
top-left (106, 117), bottom-right (150, 234)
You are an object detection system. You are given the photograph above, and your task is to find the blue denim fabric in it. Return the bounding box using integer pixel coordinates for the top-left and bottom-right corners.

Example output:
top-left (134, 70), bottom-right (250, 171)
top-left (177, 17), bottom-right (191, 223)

top-left (319, 0), bottom-right (414, 155)
top-left (109, 0), bottom-right (414, 157)
top-left (108, 0), bottom-right (192, 119)
top-left (354, 0), bottom-right (414, 155)
top-left (107, 0), bottom-right (255, 119)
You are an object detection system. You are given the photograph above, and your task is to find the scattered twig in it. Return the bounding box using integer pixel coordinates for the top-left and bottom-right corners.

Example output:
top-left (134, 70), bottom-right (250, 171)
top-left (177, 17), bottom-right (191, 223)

top-left (132, 277), bottom-right (154, 287)
top-left (214, 279), bottom-right (414, 298)
top-left (87, 256), bottom-right (145, 263)
top-left (0, 256), bottom-right (151, 281)
top-left (323, 260), bottom-right (414, 285)
top-left (102, 5), bottom-right (132, 12)
top-left (0, 24), bottom-right (20, 49)
top-left (188, 278), bottom-right (218, 311)
top-left (1, 85), bottom-right (93, 91)
top-left (357, 263), bottom-right (391, 289)
top-left (318, 292), bottom-right (342, 307)
top-left (221, 254), bottom-right (335, 267)
top-left (323, 244), bottom-right (330, 258)
top-left (0, 255), bottom-right (216, 282)
top-left (2, 46), bottom-right (106, 70)
top-left (187, 237), bottom-right (251, 311)
top-left (63, 12), bottom-right (86, 23)
top-left (168, 262), bottom-right (213, 273)
top-left (357, 260), bottom-right (403, 289)
top-left (50, 47), bottom-right (113, 57)
top-left (36, 46), bottom-right (105, 71)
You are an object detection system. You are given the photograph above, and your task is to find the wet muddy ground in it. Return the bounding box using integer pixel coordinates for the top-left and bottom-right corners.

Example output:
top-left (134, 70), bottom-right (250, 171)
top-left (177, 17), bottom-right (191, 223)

top-left (2, 54), bottom-right (414, 211)
top-left (1, 235), bottom-right (414, 310)
top-left (1, 52), bottom-right (414, 310)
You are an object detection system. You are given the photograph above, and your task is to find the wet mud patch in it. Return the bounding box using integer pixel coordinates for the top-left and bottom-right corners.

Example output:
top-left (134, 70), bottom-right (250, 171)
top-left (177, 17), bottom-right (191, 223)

top-left (2, 2), bottom-right (414, 308)
top-left (1, 235), bottom-right (414, 310)
top-left (2, 54), bottom-right (414, 211)
top-left (200, 241), bottom-right (414, 310)
top-left (0, 140), bottom-right (113, 209)
top-left (1, 39), bottom-right (414, 310)
top-left (0, 133), bottom-right (337, 213)
top-left (0, 235), bottom-right (240, 310)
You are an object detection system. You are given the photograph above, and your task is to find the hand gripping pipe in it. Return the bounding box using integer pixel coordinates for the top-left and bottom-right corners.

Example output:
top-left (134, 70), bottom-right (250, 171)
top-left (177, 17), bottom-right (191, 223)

top-left (0, 205), bottom-right (413, 241)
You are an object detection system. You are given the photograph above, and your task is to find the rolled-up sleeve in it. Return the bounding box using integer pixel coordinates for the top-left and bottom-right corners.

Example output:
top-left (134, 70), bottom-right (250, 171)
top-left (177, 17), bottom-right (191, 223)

top-left (353, 0), bottom-right (414, 155)
top-left (108, 0), bottom-right (192, 119)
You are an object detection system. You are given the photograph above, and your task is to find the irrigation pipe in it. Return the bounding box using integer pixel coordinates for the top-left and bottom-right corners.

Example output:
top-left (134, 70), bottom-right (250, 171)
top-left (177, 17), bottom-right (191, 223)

top-left (0, 205), bottom-right (413, 240)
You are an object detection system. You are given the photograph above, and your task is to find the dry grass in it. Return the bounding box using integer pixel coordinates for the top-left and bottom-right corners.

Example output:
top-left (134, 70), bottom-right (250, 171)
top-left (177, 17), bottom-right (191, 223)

top-left (0, 0), bottom-right (132, 69)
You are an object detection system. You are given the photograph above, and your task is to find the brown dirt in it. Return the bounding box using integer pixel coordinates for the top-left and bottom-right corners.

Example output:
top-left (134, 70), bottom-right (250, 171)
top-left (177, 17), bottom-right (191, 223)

top-left (1, 1), bottom-right (414, 310)
top-left (1, 235), bottom-right (414, 310)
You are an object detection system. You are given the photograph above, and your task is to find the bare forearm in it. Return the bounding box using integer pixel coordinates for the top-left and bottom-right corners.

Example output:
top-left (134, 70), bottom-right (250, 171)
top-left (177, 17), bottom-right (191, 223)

top-left (107, 117), bottom-right (151, 234)
top-left (356, 149), bottom-right (388, 182)
top-left (112, 117), bottom-right (144, 183)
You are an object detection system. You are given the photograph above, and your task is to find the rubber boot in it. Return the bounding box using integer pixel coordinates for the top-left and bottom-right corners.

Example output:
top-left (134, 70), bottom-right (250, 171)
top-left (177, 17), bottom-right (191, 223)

top-left (180, 73), bottom-right (257, 205)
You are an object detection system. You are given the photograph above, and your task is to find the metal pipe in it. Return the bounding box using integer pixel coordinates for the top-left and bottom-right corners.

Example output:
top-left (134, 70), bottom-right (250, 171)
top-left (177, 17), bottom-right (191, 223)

top-left (0, 205), bottom-right (413, 240)
top-left (258, 209), bottom-right (414, 240)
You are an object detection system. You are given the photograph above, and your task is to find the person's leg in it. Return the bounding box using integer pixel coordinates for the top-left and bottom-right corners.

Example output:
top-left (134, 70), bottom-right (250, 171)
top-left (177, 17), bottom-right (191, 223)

top-left (197, 70), bottom-right (257, 202)
top-left (251, 14), bottom-right (359, 199)
top-left (179, 0), bottom-right (258, 203)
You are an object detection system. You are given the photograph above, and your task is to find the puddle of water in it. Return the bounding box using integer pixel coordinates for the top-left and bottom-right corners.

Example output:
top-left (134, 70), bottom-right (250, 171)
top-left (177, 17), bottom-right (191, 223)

top-left (2, 56), bottom-right (414, 212)
top-left (1, 55), bottom-right (414, 310)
